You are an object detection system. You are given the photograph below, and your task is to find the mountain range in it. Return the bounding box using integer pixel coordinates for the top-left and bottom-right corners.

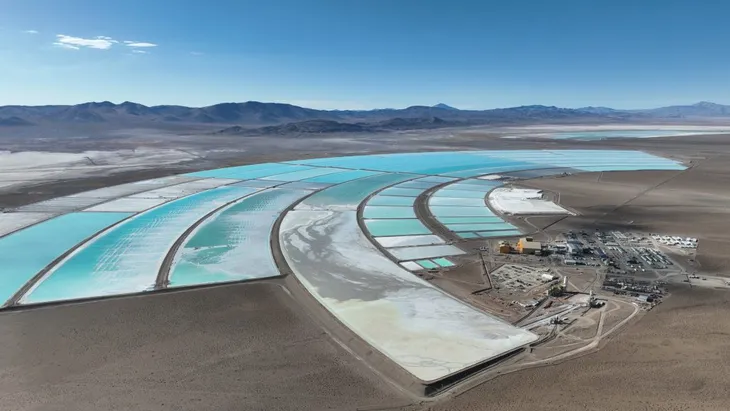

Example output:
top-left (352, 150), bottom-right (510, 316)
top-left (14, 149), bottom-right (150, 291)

top-left (1, 100), bottom-right (729, 135)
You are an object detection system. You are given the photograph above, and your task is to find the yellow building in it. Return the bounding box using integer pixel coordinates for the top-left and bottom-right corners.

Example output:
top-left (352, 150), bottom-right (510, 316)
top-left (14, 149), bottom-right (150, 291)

top-left (499, 242), bottom-right (513, 254)
top-left (516, 237), bottom-right (542, 254)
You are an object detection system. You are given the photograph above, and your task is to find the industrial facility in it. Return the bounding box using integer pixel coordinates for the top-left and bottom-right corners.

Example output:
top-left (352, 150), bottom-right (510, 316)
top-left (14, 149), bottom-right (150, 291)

top-left (516, 237), bottom-right (543, 255)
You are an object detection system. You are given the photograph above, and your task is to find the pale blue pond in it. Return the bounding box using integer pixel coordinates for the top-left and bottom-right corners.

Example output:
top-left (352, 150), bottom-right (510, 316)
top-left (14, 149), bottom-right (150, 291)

top-left (430, 206), bottom-right (495, 217)
top-left (279, 181), bottom-right (332, 190)
top-left (442, 164), bottom-right (540, 178)
top-left (378, 187), bottom-right (424, 197)
top-left (367, 195), bottom-right (415, 207)
top-left (417, 176), bottom-right (458, 183)
top-left (453, 179), bottom-right (502, 188)
top-left (231, 180), bottom-right (284, 189)
top-left (364, 218), bottom-right (431, 236)
top-left (459, 232), bottom-right (481, 239)
top-left (396, 180), bottom-right (443, 190)
top-left (303, 170), bottom-right (380, 183)
top-left (260, 167), bottom-right (347, 181)
top-left (285, 152), bottom-right (535, 176)
top-left (446, 183), bottom-right (497, 192)
top-left (22, 185), bottom-right (257, 304)
top-left (363, 206), bottom-right (417, 219)
top-left (282, 150), bottom-right (686, 176)
top-left (477, 150), bottom-right (685, 171)
top-left (0, 212), bottom-right (131, 305)
top-left (432, 189), bottom-right (488, 199)
top-left (428, 197), bottom-right (486, 207)
top-left (438, 217), bottom-right (504, 224)
top-left (298, 173), bottom-right (415, 210)
top-left (170, 188), bottom-right (310, 287)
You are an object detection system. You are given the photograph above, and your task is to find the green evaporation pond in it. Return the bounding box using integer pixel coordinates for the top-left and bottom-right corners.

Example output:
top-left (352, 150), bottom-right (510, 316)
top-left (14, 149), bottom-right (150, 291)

top-left (432, 257), bottom-right (455, 267)
top-left (416, 260), bottom-right (439, 269)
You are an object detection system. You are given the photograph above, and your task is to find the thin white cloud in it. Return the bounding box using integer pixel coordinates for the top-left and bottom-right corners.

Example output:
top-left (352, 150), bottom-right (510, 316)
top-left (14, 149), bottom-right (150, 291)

top-left (53, 42), bottom-right (80, 50)
top-left (190, 51), bottom-right (204, 56)
top-left (132, 50), bottom-right (149, 54)
top-left (54, 34), bottom-right (116, 50)
top-left (23, 30), bottom-right (39, 34)
top-left (124, 41), bottom-right (157, 48)
top-left (97, 36), bottom-right (119, 43)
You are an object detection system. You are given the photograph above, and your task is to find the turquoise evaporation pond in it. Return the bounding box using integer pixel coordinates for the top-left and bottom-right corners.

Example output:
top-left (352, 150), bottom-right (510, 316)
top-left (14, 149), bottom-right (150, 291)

top-left (429, 197), bottom-right (486, 207)
top-left (298, 173), bottom-right (415, 209)
top-left (364, 219), bottom-right (431, 236)
top-left (446, 182), bottom-right (499, 192)
top-left (363, 206), bottom-right (417, 219)
top-left (447, 222), bottom-right (516, 232)
top-left (0, 212), bottom-right (131, 305)
top-left (432, 189), bottom-right (488, 199)
top-left (22, 185), bottom-right (257, 305)
top-left (395, 180), bottom-right (442, 190)
top-left (549, 130), bottom-right (730, 140)
top-left (279, 181), bottom-right (332, 191)
top-left (284, 150), bottom-right (685, 175)
top-left (303, 170), bottom-right (381, 183)
top-left (367, 195), bottom-right (415, 207)
top-left (430, 206), bottom-right (495, 217)
top-left (285, 152), bottom-right (537, 175)
top-left (170, 188), bottom-right (310, 287)
top-left (476, 150), bottom-right (685, 171)
top-left (260, 167), bottom-right (348, 181)
top-left (453, 179), bottom-right (502, 187)
top-left (378, 187), bottom-right (424, 197)
top-left (459, 232), bottom-right (481, 239)
top-left (417, 176), bottom-right (458, 183)
top-left (438, 217), bottom-right (504, 224)
top-left (186, 163), bottom-right (312, 180)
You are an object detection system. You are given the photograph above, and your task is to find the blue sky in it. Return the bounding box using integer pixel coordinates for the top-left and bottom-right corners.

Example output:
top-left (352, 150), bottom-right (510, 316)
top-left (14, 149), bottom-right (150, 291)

top-left (1, 0), bottom-right (729, 109)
